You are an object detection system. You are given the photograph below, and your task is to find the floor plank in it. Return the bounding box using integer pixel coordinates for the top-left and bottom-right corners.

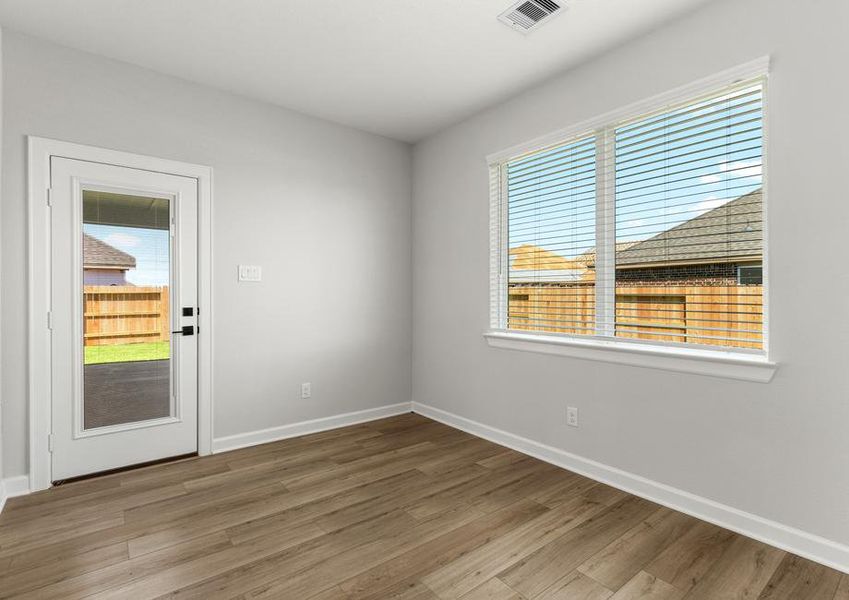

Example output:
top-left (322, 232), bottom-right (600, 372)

top-left (680, 536), bottom-right (785, 600)
top-left (609, 571), bottom-right (683, 600)
top-left (0, 414), bottom-right (842, 600)
top-left (756, 554), bottom-right (842, 600)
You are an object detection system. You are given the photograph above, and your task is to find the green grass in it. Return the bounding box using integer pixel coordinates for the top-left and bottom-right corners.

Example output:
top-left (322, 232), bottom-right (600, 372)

top-left (84, 342), bottom-right (170, 365)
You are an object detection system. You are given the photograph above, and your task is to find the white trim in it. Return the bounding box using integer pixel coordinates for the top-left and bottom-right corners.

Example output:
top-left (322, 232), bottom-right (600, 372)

top-left (484, 330), bottom-right (777, 383)
top-left (27, 136), bottom-right (214, 492)
top-left (212, 403), bottom-right (412, 453)
top-left (0, 475), bottom-right (31, 514)
top-left (486, 56), bottom-right (770, 164)
top-left (412, 401), bottom-right (849, 575)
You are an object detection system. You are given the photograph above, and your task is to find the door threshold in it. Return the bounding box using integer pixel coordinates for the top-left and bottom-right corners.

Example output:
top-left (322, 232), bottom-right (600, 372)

top-left (52, 452), bottom-right (198, 486)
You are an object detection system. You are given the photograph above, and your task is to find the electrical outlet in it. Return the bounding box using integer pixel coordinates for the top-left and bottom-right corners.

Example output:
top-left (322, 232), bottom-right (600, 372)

top-left (301, 382), bottom-right (311, 399)
top-left (566, 406), bottom-right (579, 428)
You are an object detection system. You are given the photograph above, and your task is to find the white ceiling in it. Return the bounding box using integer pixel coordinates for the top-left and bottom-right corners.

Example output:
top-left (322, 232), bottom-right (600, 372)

top-left (0, 0), bottom-right (714, 142)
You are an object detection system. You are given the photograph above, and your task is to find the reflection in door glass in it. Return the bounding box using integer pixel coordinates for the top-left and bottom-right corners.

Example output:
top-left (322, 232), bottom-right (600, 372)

top-left (82, 190), bottom-right (172, 430)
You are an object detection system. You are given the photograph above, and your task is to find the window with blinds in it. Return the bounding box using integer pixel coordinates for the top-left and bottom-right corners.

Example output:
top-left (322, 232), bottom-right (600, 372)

top-left (612, 84), bottom-right (764, 349)
top-left (490, 72), bottom-right (767, 354)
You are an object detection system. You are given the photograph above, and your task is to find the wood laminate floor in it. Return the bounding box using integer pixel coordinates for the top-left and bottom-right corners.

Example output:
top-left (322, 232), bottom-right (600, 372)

top-left (0, 413), bottom-right (845, 599)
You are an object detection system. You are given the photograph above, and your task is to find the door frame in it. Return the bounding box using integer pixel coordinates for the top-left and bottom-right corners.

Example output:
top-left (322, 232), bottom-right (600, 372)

top-left (27, 136), bottom-right (214, 492)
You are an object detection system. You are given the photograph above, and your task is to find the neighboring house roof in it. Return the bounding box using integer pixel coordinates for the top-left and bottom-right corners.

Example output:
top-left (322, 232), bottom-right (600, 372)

top-left (616, 189), bottom-right (762, 268)
top-left (575, 242), bottom-right (638, 266)
top-left (83, 233), bottom-right (136, 269)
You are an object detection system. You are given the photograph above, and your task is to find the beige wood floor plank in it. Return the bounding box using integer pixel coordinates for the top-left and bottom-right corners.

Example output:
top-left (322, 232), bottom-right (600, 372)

top-left (1, 478), bottom-right (184, 524)
top-left (405, 457), bottom-right (554, 520)
top-left (643, 519), bottom-right (737, 594)
top-left (226, 469), bottom-right (427, 544)
top-left (681, 536), bottom-right (785, 600)
top-left (177, 502), bottom-right (487, 600)
top-left (312, 464), bottom-right (485, 533)
top-left (458, 578), bottom-right (525, 600)
top-left (529, 472), bottom-right (601, 508)
top-left (0, 512), bottom-right (125, 559)
top-left (334, 499), bottom-right (548, 600)
top-left (498, 496), bottom-right (658, 598)
top-left (422, 496), bottom-right (606, 599)
top-left (581, 482), bottom-right (630, 507)
top-left (122, 479), bottom-right (286, 526)
top-left (536, 571), bottom-right (614, 600)
top-left (834, 575), bottom-right (849, 600)
top-left (91, 521), bottom-right (324, 600)
top-left (608, 571), bottom-right (683, 600)
top-left (13, 531), bottom-right (234, 600)
top-left (0, 541), bottom-right (128, 599)
top-left (1, 475), bottom-right (121, 512)
top-left (756, 554), bottom-right (842, 600)
top-left (577, 507), bottom-right (697, 590)
top-left (127, 482), bottom-right (291, 557)
top-left (305, 585), bottom-right (349, 600)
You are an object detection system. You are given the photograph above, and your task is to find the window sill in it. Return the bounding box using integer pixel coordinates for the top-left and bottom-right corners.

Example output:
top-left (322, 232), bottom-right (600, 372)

top-left (483, 330), bottom-right (777, 383)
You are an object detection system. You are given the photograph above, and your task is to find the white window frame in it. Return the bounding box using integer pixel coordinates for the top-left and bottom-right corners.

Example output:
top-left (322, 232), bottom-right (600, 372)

top-left (485, 58), bottom-right (776, 383)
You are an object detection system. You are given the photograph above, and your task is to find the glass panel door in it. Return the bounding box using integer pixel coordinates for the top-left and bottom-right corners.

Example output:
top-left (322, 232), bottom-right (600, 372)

top-left (50, 156), bottom-right (198, 481)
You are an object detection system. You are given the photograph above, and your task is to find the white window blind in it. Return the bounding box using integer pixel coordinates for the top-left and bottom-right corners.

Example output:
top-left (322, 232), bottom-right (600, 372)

top-left (490, 68), bottom-right (767, 354)
top-left (504, 136), bottom-right (597, 335)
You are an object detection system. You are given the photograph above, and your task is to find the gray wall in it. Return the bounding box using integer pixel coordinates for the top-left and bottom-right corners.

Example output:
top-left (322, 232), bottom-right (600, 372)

top-left (0, 26), bottom-right (4, 489)
top-left (412, 0), bottom-right (849, 545)
top-left (1, 31), bottom-right (413, 477)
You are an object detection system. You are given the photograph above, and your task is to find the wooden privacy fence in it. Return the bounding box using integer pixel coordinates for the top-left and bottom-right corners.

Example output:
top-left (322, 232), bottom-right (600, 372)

top-left (83, 286), bottom-right (169, 346)
top-left (508, 284), bottom-right (763, 350)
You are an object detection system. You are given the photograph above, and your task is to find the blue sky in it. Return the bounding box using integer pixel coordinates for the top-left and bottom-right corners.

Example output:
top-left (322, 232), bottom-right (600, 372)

top-left (84, 223), bottom-right (170, 286)
top-left (507, 84), bottom-right (764, 261)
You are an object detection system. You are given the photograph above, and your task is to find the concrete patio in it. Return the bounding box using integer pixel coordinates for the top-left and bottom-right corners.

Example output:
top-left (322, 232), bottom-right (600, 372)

top-left (83, 359), bottom-right (170, 429)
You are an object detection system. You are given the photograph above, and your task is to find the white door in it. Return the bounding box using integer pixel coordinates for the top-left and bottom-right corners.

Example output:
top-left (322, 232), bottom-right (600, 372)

top-left (50, 157), bottom-right (199, 481)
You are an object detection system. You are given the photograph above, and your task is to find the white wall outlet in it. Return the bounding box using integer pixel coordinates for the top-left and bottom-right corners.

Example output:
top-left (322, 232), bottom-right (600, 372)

top-left (238, 265), bottom-right (262, 282)
top-left (566, 406), bottom-right (579, 428)
top-left (301, 382), bottom-right (312, 399)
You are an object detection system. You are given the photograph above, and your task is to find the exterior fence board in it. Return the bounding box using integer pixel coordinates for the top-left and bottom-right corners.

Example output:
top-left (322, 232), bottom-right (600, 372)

top-left (507, 284), bottom-right (763, 350)
top-left (83, 286), bottom-right (170, 346)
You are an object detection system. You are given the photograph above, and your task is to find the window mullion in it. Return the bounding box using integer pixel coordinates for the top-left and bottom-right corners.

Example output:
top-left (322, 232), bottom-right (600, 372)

top-left (595, 128), bottom-right (616, 338)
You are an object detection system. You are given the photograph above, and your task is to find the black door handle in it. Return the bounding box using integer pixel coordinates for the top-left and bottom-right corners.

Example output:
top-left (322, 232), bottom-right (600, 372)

top-left (171, 326), bottom-right (195, 336)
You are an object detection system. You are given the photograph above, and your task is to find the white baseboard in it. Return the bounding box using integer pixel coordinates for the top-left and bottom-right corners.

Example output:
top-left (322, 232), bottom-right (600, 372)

top-left (212, 402), bottom-right (413, 453)
top-left (0, 475), bottom-right (32, 514)
top-left (5, 398), bottom-right (846, 575)
top-left (412, 401), bottom-right (849, 575)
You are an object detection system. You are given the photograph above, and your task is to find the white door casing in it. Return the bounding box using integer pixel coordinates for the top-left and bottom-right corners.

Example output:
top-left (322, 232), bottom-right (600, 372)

top-left (28, 137), bottom-right (213, 491)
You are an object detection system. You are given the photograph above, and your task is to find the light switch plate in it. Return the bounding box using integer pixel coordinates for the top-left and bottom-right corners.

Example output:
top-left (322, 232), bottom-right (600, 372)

top-left (238, 265), bottom-right (262, 282)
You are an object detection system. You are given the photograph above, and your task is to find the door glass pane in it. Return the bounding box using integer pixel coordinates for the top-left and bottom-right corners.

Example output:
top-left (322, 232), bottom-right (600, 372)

top-left (82, 190), bottom-right (172, 430)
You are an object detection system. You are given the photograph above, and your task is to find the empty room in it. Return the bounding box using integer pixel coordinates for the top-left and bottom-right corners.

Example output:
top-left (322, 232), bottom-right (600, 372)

top-left (0, 0), bottom-right (847, 598)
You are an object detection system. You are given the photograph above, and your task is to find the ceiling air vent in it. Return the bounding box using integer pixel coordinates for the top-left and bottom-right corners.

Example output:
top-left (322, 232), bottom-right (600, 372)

top-left (498, 0), bottom-right (563, 34)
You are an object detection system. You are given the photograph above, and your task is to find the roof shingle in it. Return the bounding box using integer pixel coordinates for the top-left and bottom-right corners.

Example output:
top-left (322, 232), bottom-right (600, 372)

top-left (83, 233), bottom-right (136, 269)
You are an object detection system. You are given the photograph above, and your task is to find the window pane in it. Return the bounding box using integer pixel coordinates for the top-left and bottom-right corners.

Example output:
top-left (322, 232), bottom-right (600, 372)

top-left (82, 190), bottom-right (173, 429)
top-left (507, 136), bottom-right (596, 335)
top-left (613, 83), bottom-right (764, 350)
